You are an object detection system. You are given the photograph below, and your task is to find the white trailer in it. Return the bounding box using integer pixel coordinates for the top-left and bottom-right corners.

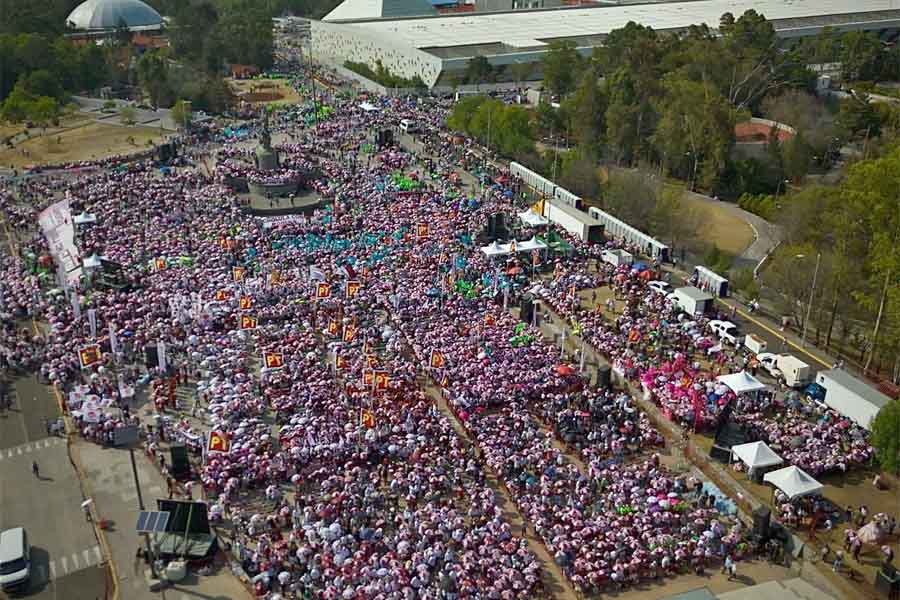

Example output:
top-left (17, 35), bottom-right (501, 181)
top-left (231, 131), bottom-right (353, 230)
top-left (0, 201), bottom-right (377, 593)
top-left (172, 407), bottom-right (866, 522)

top-left (775, 355), bottom-right (811, 388)
top-left (672, 286), bottom-right (714, 317)
top-left (744, 333), bottom-right (767, 355)
top-left (814, 369), bottom-right (891, 430)
top-left (601, 249), bottom-right (633, 267)
top-left (542, 199), bottom-right (603, 242)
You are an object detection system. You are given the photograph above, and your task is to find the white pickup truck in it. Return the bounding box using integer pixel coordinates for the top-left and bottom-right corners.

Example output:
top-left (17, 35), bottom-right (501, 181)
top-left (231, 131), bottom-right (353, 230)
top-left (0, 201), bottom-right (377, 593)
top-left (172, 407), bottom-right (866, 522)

top-left (756, 353), bottom-right (812, 388)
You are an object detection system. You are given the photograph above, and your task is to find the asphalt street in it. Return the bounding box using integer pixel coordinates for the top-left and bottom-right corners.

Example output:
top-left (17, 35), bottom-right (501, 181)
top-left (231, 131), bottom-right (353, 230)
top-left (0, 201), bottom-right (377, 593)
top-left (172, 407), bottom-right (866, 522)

top-left (0, 377), bottom-right (106, 600)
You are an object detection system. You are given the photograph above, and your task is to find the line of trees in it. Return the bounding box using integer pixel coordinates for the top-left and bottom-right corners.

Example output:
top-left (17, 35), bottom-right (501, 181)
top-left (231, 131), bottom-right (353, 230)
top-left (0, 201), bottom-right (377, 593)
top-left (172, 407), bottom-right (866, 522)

top-left (535, 12), bottom-right (900, 199)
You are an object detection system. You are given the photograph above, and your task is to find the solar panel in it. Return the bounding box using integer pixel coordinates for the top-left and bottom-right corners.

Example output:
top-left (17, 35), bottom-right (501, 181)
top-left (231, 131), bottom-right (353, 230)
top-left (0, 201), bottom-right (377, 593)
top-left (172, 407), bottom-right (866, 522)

top-left (136, 510), bottom-right (170, 533)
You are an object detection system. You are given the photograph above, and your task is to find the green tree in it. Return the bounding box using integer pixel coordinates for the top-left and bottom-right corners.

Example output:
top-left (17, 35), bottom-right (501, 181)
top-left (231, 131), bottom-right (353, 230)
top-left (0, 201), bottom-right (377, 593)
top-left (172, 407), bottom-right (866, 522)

top-left (652, 75), bottom-right (739, 190)
top-left (564, 68), bottom-right (605, 155)
top-left (1, 81), bottom-right (38, 122)
top-left (464, 56), bottom-right (493, 85)
top-left (509, 61), bottom-right (533, 86)
top-left (541, 41), bottom-right (582, 98)
top-left (781, 133), bottom-right (813, 181)
top-left (171, 99), bottom-right (192, 129)
top-left (119, 105), bottom-right (137, 126)
top-left (29, 95), bottom-right (59, 126)
top-left (837, 93), bottom-right (881, 140)
top-left (447, 95), bottom-right (487, 133)
top-left (870, 400), bottom-right (900, 473)
top-left (839, 31), bottom-right (883, 81)
top-left (137, 51), bottom-right (172, 108)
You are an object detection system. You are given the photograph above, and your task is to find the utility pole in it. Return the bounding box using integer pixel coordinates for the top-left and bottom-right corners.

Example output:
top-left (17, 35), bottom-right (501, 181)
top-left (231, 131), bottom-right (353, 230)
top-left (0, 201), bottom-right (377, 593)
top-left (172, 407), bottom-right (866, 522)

top-left (801, 252), bottom-right (821, 348)
top-left (130, 447), bottom-right (157, 577)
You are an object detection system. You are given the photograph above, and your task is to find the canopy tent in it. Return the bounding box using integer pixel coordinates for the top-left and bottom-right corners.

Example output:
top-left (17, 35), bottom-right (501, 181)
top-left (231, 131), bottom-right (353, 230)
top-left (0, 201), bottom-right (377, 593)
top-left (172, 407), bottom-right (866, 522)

top-left (480, 241), bottom-right (509, 257)
top-left (716, 371), bottom-right (766, 394)
top-left (763, 466), bottom-right (823, 500)
top-left (731, 441), bottom-right (783, 469)
top-left (83, 254), bottom-right (107, 269)
top-left (517, 236), bottom-right (548, 252)
top-left (518, 210), bottom-right (548, 227)
top-left (538, 231), bottom-right (574, 254)
top-left (358, 102), bottom-right (379, 112)
top-left (74, 212), bottom-right (98, 225)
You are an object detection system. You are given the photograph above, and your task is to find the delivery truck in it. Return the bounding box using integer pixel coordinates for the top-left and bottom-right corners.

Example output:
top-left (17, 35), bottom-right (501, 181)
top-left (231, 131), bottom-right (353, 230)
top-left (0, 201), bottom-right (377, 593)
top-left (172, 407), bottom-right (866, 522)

top-left (672, 286), bottom-right (714, 317)
top-left (756, 353), bottom-right (811, 387)
top-left (601, 249), bottom-right (633, 267)
top-left (809, 369), bottom-right (891, 430)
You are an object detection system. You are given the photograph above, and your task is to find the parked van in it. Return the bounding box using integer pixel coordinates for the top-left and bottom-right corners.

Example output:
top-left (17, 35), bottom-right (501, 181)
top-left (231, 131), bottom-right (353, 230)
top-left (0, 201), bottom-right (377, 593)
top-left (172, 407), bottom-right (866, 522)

top-left (399, 119), bottom-right (418, 133)
top-left (0, 527), bottom-right (30, 591)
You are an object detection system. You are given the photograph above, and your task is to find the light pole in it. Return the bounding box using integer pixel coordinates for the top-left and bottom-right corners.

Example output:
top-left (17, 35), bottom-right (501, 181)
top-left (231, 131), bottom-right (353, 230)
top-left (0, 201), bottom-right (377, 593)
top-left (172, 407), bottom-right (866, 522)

top-left (797, 252), bottom-right (821, 348)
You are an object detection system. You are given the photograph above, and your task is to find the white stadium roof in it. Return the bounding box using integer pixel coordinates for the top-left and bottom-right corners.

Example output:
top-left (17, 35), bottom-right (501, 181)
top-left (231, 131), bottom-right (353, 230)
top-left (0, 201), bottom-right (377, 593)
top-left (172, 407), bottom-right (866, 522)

top-left (66, 0), bottom-right (163, 30)
top-left (336, 0), bottom-right (900, 49)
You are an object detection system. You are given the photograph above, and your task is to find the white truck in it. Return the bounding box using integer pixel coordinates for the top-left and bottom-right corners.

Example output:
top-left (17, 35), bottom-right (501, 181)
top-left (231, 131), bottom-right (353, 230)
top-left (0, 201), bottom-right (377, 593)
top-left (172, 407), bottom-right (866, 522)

top-left (672, 286), bottom-right (714, 317)
top-left (744, 333), bottom-right (767, 355)
top-left (601, 249), bottom-right (633, 267)
top-left (756, 353), bottom-right (811, 388)
top-left (812, 369), bottom-right (892, 430)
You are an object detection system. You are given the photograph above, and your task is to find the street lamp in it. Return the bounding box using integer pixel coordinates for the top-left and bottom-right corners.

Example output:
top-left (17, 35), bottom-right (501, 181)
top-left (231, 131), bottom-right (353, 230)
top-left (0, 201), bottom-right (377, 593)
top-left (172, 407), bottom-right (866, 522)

top-left (796, 252), bottom-right (821, 348)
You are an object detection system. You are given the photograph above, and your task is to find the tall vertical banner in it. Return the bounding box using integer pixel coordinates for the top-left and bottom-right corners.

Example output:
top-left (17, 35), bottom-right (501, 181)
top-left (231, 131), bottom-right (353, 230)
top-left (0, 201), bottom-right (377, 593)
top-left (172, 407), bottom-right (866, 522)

top-left (108, 324), bottom-right (119, 358)
top-left (70, 292), bottom-right (81, 320)
top-left (87, 308), bottom-right (97, 339)
top-left (158, 340), bottom-right (168, 372)
top-left (39, 199), bottom-right (82, 286)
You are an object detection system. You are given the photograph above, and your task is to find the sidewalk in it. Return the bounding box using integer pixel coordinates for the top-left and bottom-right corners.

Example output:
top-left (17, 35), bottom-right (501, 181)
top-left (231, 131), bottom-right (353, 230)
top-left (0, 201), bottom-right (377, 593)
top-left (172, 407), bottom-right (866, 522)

top-left (75, 433), bottom-right (250, 600)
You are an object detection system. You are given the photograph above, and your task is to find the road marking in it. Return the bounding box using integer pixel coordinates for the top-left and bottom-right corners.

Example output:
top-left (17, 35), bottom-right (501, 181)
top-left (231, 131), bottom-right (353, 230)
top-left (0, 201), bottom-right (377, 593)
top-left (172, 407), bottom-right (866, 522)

top-left (71, 552), bottom-right (80, 569)
top-left (60, 556), bottom-right (68, 573)
top-left (49, 560), bottom-right (56, 579)
top-left (17, 447), bottom-right (22, 455)
top-left (83, 549), bottom-right (91, 566)
top-left (93, 546), bottom-right (102, 564)
top-left (23, 443), bottom-right (31, 453)
top-left (44, 439), bottom-right (51, 448)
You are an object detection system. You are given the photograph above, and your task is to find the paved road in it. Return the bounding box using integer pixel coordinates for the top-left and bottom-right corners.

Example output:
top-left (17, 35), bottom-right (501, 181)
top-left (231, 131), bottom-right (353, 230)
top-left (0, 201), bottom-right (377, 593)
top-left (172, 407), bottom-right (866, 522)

top-left (0, 374), bottom-right (61, 451)
top-left (0, 436), bottom-right (105, 599)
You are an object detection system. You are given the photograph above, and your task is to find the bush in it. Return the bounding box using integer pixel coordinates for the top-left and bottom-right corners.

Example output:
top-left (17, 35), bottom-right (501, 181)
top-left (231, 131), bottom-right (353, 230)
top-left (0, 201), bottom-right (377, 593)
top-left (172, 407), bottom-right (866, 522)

top-left (344, 60), bottom-right (426, 89)
top-left (730, 267), bottom-right (760, 299)
top-left (702, 244), bottom-right (734, 275)
top-left (737, 192), bottom-right (778, 221)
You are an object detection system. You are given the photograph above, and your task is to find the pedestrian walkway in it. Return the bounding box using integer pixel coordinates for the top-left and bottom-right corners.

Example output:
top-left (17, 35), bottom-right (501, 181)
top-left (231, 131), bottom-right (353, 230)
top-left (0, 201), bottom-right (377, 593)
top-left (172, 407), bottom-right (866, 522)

top-left (76, 439), bottom-right (251, 600)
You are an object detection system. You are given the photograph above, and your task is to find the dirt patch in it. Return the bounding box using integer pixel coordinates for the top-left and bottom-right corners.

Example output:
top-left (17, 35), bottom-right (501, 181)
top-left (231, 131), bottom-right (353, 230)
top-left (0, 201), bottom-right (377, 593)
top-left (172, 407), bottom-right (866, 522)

top-left (0, 122), bottom-right (165, 169)
top-left (229, 78), bottom-right (300, 106)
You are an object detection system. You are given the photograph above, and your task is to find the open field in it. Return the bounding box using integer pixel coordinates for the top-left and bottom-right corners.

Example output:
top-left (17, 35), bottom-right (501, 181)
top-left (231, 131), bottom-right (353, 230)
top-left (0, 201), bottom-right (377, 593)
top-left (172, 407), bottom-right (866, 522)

top-left (678, 191), bottom-right (755, 256)
top-left (0, 121), bottom-right (164, 169)
top-left (229, 77), bottom-right (301, 105)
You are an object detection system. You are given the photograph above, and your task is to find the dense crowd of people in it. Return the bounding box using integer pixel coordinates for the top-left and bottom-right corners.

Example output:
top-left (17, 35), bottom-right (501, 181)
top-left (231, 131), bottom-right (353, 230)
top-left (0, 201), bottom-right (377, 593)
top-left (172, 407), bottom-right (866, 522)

top-left (0, 58), bottom-right (882, 599)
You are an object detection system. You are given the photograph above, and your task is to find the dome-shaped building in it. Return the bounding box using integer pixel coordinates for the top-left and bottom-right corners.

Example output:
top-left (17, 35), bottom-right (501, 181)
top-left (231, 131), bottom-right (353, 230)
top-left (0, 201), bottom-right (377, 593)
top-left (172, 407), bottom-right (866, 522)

top-left (66, 0), bottom-right (163, 31)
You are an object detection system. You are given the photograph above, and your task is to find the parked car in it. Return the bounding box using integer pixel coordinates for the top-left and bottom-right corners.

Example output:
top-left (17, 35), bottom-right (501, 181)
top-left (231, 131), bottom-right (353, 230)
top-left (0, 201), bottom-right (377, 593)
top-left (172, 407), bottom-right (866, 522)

top-left (648, 280), bottom-right (672, 295)
top-left (707, 320), bottom-right (744, 345)
top-left (756, 353), bottom-right (783, 379)
top-left (0, 527), bottom-right (31, 592)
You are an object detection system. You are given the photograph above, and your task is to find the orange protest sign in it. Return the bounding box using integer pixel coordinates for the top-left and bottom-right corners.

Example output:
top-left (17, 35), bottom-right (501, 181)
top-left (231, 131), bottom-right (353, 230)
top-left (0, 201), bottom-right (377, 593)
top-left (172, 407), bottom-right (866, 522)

top-left (78, 344), bottom-right (102, 369)
top-left (416, 223), bottom-right (428, 239)
top-left (316, 282), bottom-right (331, 299)
top-left (240, 315), bottom-right (258, 330)
top-left (214, 290), bottom-right (229, 302)
top-left (239, 296), bottom-right (253, 310)
top-left (343, 324), bottom-right (357, 343)
top-left (335, 354), bottom-right (350, 370)
top-left (207, 431), bottom-right (230, 453)
top-left (346, 280), bottom-right (361, 299)
top-left (429, 350), bottom-right (446, 369)
top-left (268, 270), bottom-right (282, 285)
top-left (361, 410), bottom-right (376, 429)
top-left (374, 371), bottom-right (389, 391)
top-left (484, 314), bottom-right (495, 326)
top-left (327, 320), bottom-right (339, 337)
top-left (233, 266), bottom-right (245, 282)
top-left (366, 354), bottom-right (379, 368)
top-left (263, 351), bottom-right (284, 370)
top-left (154, 257), bottom-right (167, 271)
top-left (440, 374), bottom-right (450, 389)
top-left (363, 369), bottom-right (375, 387)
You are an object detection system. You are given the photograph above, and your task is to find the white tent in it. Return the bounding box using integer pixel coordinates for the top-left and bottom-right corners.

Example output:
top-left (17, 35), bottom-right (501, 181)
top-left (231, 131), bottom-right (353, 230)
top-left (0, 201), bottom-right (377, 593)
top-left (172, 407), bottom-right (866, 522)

top-left (518, 210), bottom-right (548, 227)
top-left (74, 212), bottom-right (98, 225)
top-left (83, 254), bottom-right (104, 269)
top-left (731, 441), bottom-right (783, 469)
top-left (763, 466), bottom-right (823, 500)
top-left (359, 102), bottom-right (379, 112)
top-left (517, 236), bottom-right (548, 252)
top-left (716, 371), bottom-right (766, 394)
top-left (480, 241), bottom-right (509, 257)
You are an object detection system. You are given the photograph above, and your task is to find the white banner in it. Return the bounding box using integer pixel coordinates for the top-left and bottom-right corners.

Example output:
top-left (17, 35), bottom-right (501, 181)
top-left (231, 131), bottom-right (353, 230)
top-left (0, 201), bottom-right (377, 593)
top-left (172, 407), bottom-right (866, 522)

top-left (71, 292), bottom-right (81, 320)
top-left (108, 324), bottom-right (119, 357)
top-left (87, 308), bottom-right (97, 339)
top-left (39, 199), bottom-right (82, 286)
top-left (158, 340), bottom-right (167, 372)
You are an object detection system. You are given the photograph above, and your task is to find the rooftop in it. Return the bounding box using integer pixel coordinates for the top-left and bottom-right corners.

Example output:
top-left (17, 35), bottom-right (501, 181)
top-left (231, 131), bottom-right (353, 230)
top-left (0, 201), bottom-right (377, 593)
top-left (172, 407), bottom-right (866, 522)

top-left (332, 0), bottom-right (900, 49)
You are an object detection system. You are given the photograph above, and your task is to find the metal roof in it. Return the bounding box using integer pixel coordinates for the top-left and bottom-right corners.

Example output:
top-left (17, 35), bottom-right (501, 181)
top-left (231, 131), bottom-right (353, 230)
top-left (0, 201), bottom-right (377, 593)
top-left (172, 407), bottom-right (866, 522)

top-left (334, 0), bottom-right (900, 49)
top-left (66, 0), bottom-right (162, 30)
top-left (324, 0), bottom-right (437, 21)
top-left (818, 368), bottom-right (891, 409)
